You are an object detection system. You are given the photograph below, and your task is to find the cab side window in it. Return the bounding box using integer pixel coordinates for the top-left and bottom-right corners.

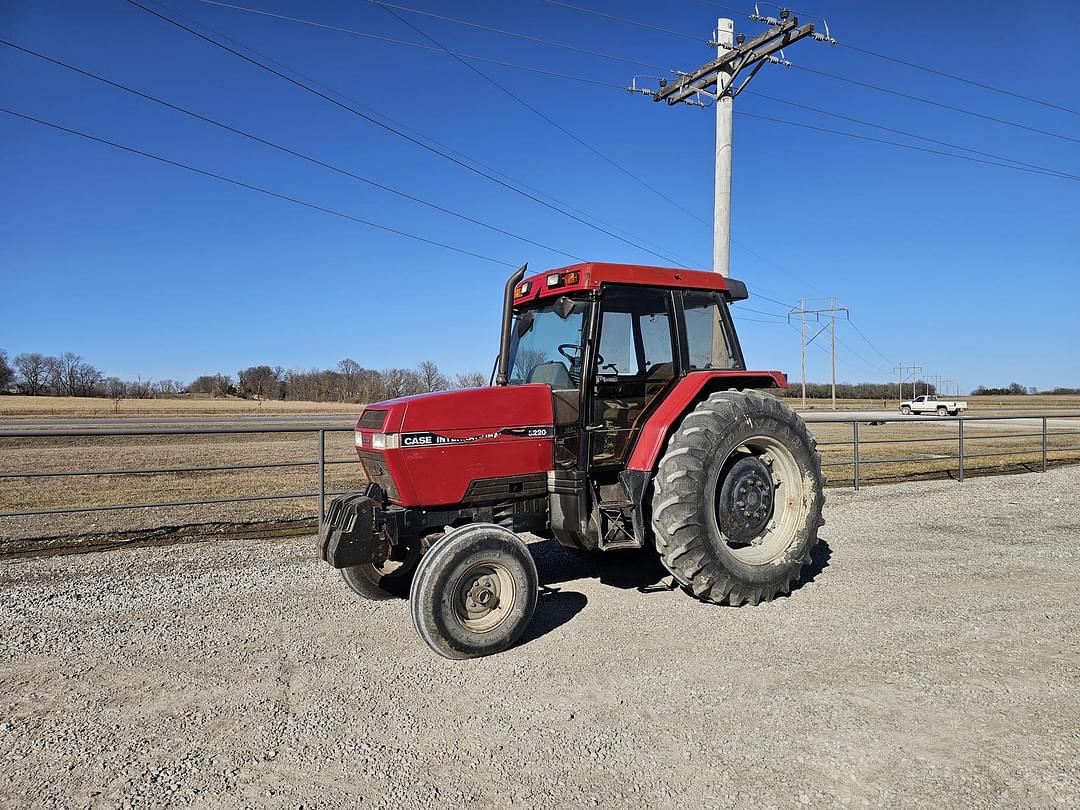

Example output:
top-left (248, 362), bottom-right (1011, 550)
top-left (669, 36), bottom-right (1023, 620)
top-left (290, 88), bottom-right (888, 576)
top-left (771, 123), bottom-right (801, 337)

top-left (682, 291), bottom-right (739, 370)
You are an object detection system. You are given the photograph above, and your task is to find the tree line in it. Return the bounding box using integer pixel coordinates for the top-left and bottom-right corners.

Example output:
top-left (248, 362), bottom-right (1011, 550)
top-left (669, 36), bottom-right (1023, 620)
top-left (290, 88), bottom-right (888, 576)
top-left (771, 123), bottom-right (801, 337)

top-left (0, 349), bottom-right (485, 402)
top-left (775, 382), bottom-right (939, 400)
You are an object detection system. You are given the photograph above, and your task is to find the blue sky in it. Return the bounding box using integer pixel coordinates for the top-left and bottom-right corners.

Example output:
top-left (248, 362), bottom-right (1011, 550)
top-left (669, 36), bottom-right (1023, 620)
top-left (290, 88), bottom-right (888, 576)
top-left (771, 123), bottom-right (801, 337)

top-left (1, 0), bottom-right (1077, 391)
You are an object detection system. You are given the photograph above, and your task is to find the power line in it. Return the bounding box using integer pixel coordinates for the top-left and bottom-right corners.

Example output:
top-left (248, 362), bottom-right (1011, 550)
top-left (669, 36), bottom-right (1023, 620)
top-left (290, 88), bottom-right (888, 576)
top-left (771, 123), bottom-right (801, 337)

top-left (791, 63), bottom-right (1080, 147)
top-left (127, 0), bottom-right (689, 266)
top-left (541, 0), bottom-right (705, 42)
top-left (751, 292), bottom-right (797, 309)
top-left (377, 3), bottom-right (712, 245)
top-left (191, 0), bottom-right (627, 89)
top-left (731, 314), bottom-right (787, 324)
top-left (0, 38), bottom-right (587, 262)
top-left (0, 106), bottom-right (516, 266)
top-left (356, 0), bottom-right (677, 73)
top-left (731, 304), bottom-right (788, 319)
top-left (847, 319), bottom-right (895, 367)
top-left (746, 90), bottom-right (1080, 181)
top-left (838, 42), bottom-right (1080, 118)
top-left (137, 0), bottom-right (703, 267)
top-left (737, 110), bottom-right (1079, 180)
top-left (201, 0), bottom-right (712, 256)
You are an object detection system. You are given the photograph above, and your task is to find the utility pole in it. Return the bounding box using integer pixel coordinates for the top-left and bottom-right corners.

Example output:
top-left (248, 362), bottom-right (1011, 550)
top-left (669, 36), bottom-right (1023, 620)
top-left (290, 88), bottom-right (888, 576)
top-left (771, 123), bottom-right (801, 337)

top-left (800, 298), bottom-right (806, 408)
top-left (830, 296), bottom-right (838, 410)
top-left (894, 364), bottom-right (904, 404)
top-left (630, 11), bottom-right (832, 275)
top-left (713, 18), bottom-right (734, 276)
top-left (902, 362), bottom-right (922, 401)
top-left (789, 298), bottom-right (849, 410)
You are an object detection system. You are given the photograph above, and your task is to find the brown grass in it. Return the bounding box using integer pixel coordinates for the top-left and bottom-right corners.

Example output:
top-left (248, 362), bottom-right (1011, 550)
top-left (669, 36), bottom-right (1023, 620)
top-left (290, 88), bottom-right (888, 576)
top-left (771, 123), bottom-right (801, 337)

top-left (0, 395), bottom-right (360, 418)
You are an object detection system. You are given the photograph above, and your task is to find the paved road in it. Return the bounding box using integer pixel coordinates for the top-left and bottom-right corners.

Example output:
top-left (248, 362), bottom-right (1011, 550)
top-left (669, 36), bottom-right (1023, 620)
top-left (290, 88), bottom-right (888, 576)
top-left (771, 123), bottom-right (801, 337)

top-left (2, 467), bottom-right (1078, 808)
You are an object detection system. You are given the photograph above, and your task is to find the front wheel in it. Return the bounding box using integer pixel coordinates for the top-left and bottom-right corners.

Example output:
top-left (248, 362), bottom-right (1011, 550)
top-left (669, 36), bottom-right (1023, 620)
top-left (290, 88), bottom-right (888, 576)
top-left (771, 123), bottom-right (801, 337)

top-left (409, 524), bottom-right (538, 659)
top-left (900, 405), bottom-right (912, 415)
top-left (651, 390), bottom-right (824, 606)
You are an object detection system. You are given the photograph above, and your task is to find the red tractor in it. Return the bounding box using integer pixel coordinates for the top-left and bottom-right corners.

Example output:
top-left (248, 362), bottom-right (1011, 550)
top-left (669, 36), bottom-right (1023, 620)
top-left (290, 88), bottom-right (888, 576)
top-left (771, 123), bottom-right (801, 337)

top-left (320, 262), bottom-right (824, 659)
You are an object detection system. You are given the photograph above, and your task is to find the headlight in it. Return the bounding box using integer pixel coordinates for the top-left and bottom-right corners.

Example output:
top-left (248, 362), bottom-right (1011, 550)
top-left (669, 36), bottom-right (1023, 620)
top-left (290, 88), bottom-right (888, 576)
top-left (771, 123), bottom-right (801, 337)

top-left (370, 433), bottom-right (400, 450)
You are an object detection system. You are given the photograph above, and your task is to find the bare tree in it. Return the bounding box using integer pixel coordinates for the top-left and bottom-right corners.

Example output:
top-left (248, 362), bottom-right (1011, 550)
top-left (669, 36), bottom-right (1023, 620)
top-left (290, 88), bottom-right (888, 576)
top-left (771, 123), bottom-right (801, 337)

top-left (237, 366), bottom-right (280, 400)
top-left (337, 358), bottom-right (363, 401)
top-left (454, 371), bottom-right (487, 388)
top-left (14, 353), bottom-right (49, 395)
top-left (0, 350), bottom-right (13, 391)
top-left (189, 374), bottom-right (234, 397)
top-left (416, 360), bottom-right (448, 393)
top-left (153, 379), bottom-right (185, 397)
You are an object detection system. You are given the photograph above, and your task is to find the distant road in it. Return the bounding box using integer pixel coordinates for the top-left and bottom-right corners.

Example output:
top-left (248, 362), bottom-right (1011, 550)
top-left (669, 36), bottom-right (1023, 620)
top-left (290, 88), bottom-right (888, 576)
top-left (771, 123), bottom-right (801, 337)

top-left (1, 408), bottom-right (1077, 432)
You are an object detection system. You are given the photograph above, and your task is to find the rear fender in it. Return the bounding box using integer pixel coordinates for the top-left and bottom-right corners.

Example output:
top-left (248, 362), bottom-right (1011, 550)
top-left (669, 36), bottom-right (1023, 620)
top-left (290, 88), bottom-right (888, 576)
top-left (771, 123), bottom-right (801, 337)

top-left (626, 370), bottom-right (787, 474)
top-left (617, 370), bottom-right (786, 548)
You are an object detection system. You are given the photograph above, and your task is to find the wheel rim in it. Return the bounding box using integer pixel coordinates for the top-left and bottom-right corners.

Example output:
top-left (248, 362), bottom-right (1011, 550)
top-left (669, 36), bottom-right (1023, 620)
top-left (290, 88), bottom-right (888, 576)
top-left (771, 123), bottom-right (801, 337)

top-left (452, 561), bottom-right (516, 633)
top-left (711, 436), bottom-right (809, 565)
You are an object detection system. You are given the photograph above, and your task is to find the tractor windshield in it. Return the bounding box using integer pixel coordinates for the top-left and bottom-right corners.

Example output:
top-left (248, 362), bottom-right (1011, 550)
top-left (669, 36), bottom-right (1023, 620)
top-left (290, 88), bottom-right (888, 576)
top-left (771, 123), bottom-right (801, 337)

top-left (507, 297), bottom-right (588, 389)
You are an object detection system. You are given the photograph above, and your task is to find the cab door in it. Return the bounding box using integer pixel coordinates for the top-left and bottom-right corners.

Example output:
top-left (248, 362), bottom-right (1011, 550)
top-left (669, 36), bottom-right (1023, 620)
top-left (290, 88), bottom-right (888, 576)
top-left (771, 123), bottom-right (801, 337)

top-left (588, 286), bottom-right (677, 468)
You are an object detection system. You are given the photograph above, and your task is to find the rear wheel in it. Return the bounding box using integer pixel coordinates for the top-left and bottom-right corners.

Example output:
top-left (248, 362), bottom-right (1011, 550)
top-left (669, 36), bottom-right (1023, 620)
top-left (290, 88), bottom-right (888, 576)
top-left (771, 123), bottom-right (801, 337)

top-left (651, 390), bottom-right (824, 606)
top-left (340, 540), bottom-right (421, 600)
top-left (409, 524), bottom-right (538, 659)
top-left (937, 406), bottom-right (948, 416)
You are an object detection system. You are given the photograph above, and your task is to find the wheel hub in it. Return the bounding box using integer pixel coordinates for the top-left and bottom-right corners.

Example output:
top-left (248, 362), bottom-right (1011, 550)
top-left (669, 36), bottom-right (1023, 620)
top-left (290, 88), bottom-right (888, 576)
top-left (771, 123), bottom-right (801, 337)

top-left (717, 456), bottom-right (776, 545)
top-left (461, 571), bottom-right (503, 623)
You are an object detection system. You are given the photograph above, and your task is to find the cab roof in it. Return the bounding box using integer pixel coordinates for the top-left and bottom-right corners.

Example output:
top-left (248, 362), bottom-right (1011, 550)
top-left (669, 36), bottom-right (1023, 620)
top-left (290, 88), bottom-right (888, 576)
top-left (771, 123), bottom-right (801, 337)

top-left (513, 262), bottom-right (748, 306)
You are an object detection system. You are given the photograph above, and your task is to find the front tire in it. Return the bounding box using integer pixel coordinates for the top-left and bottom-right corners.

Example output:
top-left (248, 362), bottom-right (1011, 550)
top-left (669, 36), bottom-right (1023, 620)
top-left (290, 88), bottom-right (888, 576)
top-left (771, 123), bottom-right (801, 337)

top-left (900, 405), bottom-right (912, 415)
top-left (409, 524), bottom-right (538, 659)
top-left (651, 390), bottom-right (824, 606)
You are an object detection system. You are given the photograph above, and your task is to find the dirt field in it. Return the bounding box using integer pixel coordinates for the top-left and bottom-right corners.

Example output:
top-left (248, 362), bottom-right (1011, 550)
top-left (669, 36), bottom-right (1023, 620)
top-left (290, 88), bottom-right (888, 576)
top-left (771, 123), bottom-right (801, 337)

top-left (1, 467), bottom-right (1077, 808)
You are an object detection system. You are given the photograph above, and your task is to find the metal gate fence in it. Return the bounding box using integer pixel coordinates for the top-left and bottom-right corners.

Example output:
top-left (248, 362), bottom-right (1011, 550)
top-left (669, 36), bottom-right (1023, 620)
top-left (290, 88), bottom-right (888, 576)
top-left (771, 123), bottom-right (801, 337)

top-left (1, 414), bottom-right (1079, 528)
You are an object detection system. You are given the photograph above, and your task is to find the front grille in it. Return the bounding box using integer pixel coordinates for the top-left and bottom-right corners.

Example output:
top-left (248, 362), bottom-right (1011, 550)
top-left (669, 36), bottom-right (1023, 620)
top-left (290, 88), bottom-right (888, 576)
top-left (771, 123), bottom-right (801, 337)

top-left (357, 408), bottom-right (388, 430)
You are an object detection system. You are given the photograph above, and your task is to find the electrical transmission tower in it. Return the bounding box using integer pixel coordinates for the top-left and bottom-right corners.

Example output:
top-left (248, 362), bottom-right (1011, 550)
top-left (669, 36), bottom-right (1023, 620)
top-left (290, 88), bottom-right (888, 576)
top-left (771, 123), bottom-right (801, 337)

top-left (630, 9), bottom-right (833, 276)
top-left (894, 362), bottom-right (923, 402)
top-left (788, 298), bottom-right (849, 410)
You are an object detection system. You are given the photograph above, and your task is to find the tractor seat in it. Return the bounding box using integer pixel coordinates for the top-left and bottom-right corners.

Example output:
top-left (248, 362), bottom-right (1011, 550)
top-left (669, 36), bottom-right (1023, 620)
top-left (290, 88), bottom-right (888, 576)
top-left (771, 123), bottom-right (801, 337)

top-left (528, 360), bottom-right (572, 390)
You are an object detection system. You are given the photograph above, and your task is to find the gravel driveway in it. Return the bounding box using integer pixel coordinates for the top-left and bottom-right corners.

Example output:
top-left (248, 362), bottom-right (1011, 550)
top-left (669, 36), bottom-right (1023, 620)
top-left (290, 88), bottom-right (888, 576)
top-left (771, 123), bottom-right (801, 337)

top-left (2, 468), bottom-right (1078, 809)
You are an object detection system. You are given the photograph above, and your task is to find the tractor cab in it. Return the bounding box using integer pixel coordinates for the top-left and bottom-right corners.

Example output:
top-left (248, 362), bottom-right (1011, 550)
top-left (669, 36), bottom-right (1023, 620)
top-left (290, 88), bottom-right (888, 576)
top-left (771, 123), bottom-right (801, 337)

top-left (502, 263), bottom-right (748, 476)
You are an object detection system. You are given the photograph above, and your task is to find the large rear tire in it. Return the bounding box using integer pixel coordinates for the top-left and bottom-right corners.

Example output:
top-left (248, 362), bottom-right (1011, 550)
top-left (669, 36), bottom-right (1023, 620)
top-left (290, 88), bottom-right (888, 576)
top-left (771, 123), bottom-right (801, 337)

top-left (651, 390), bottom-right (824, 606)
top-left (409, 524), bottom-right (538, 659)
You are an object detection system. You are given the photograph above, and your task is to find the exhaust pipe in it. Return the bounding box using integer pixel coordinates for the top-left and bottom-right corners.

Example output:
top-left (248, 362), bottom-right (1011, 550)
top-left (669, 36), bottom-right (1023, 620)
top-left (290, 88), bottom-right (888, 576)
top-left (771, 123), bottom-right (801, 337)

top-left (496, 263), bottom-right (528, 386)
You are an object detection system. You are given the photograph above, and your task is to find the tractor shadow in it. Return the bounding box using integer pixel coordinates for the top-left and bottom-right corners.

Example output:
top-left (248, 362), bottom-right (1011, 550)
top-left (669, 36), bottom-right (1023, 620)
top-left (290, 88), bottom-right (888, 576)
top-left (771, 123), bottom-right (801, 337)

top-left (527, 534), bottom-right (833, 608)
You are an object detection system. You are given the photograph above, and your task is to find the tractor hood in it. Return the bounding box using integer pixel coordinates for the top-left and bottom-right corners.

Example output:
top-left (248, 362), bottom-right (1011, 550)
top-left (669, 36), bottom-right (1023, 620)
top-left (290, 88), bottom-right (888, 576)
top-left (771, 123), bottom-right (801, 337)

top-left (354, 385), bottom-right (555, 507)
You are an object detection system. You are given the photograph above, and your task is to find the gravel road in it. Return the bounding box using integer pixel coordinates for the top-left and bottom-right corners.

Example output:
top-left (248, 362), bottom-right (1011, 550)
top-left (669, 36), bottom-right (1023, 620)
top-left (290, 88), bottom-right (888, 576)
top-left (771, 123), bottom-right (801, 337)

top-left (2, 468), bottom-right (1079, 809)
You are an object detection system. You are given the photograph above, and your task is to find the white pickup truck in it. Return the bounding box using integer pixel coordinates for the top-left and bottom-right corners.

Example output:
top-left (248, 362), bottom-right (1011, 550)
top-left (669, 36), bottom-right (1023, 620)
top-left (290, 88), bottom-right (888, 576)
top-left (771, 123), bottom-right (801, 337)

top-left (900, 395), bottom-right (968, 416)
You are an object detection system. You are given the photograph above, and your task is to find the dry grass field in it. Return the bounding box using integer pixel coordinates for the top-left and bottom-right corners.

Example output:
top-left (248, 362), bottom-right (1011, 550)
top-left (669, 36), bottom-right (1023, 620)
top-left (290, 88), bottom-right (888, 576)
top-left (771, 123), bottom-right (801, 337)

top-left (3, 393), bottom-right (1080, 419)
top-left (0, 395), bottom-right (358, 419)
top-left (1, 393), bottom-right (1079, 549)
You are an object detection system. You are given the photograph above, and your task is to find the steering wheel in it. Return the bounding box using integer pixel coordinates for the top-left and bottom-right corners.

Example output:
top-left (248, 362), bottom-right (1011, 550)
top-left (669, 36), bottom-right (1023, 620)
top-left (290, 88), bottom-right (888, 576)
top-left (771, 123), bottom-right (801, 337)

top-left (557, 344), bottom-right (580, 363)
